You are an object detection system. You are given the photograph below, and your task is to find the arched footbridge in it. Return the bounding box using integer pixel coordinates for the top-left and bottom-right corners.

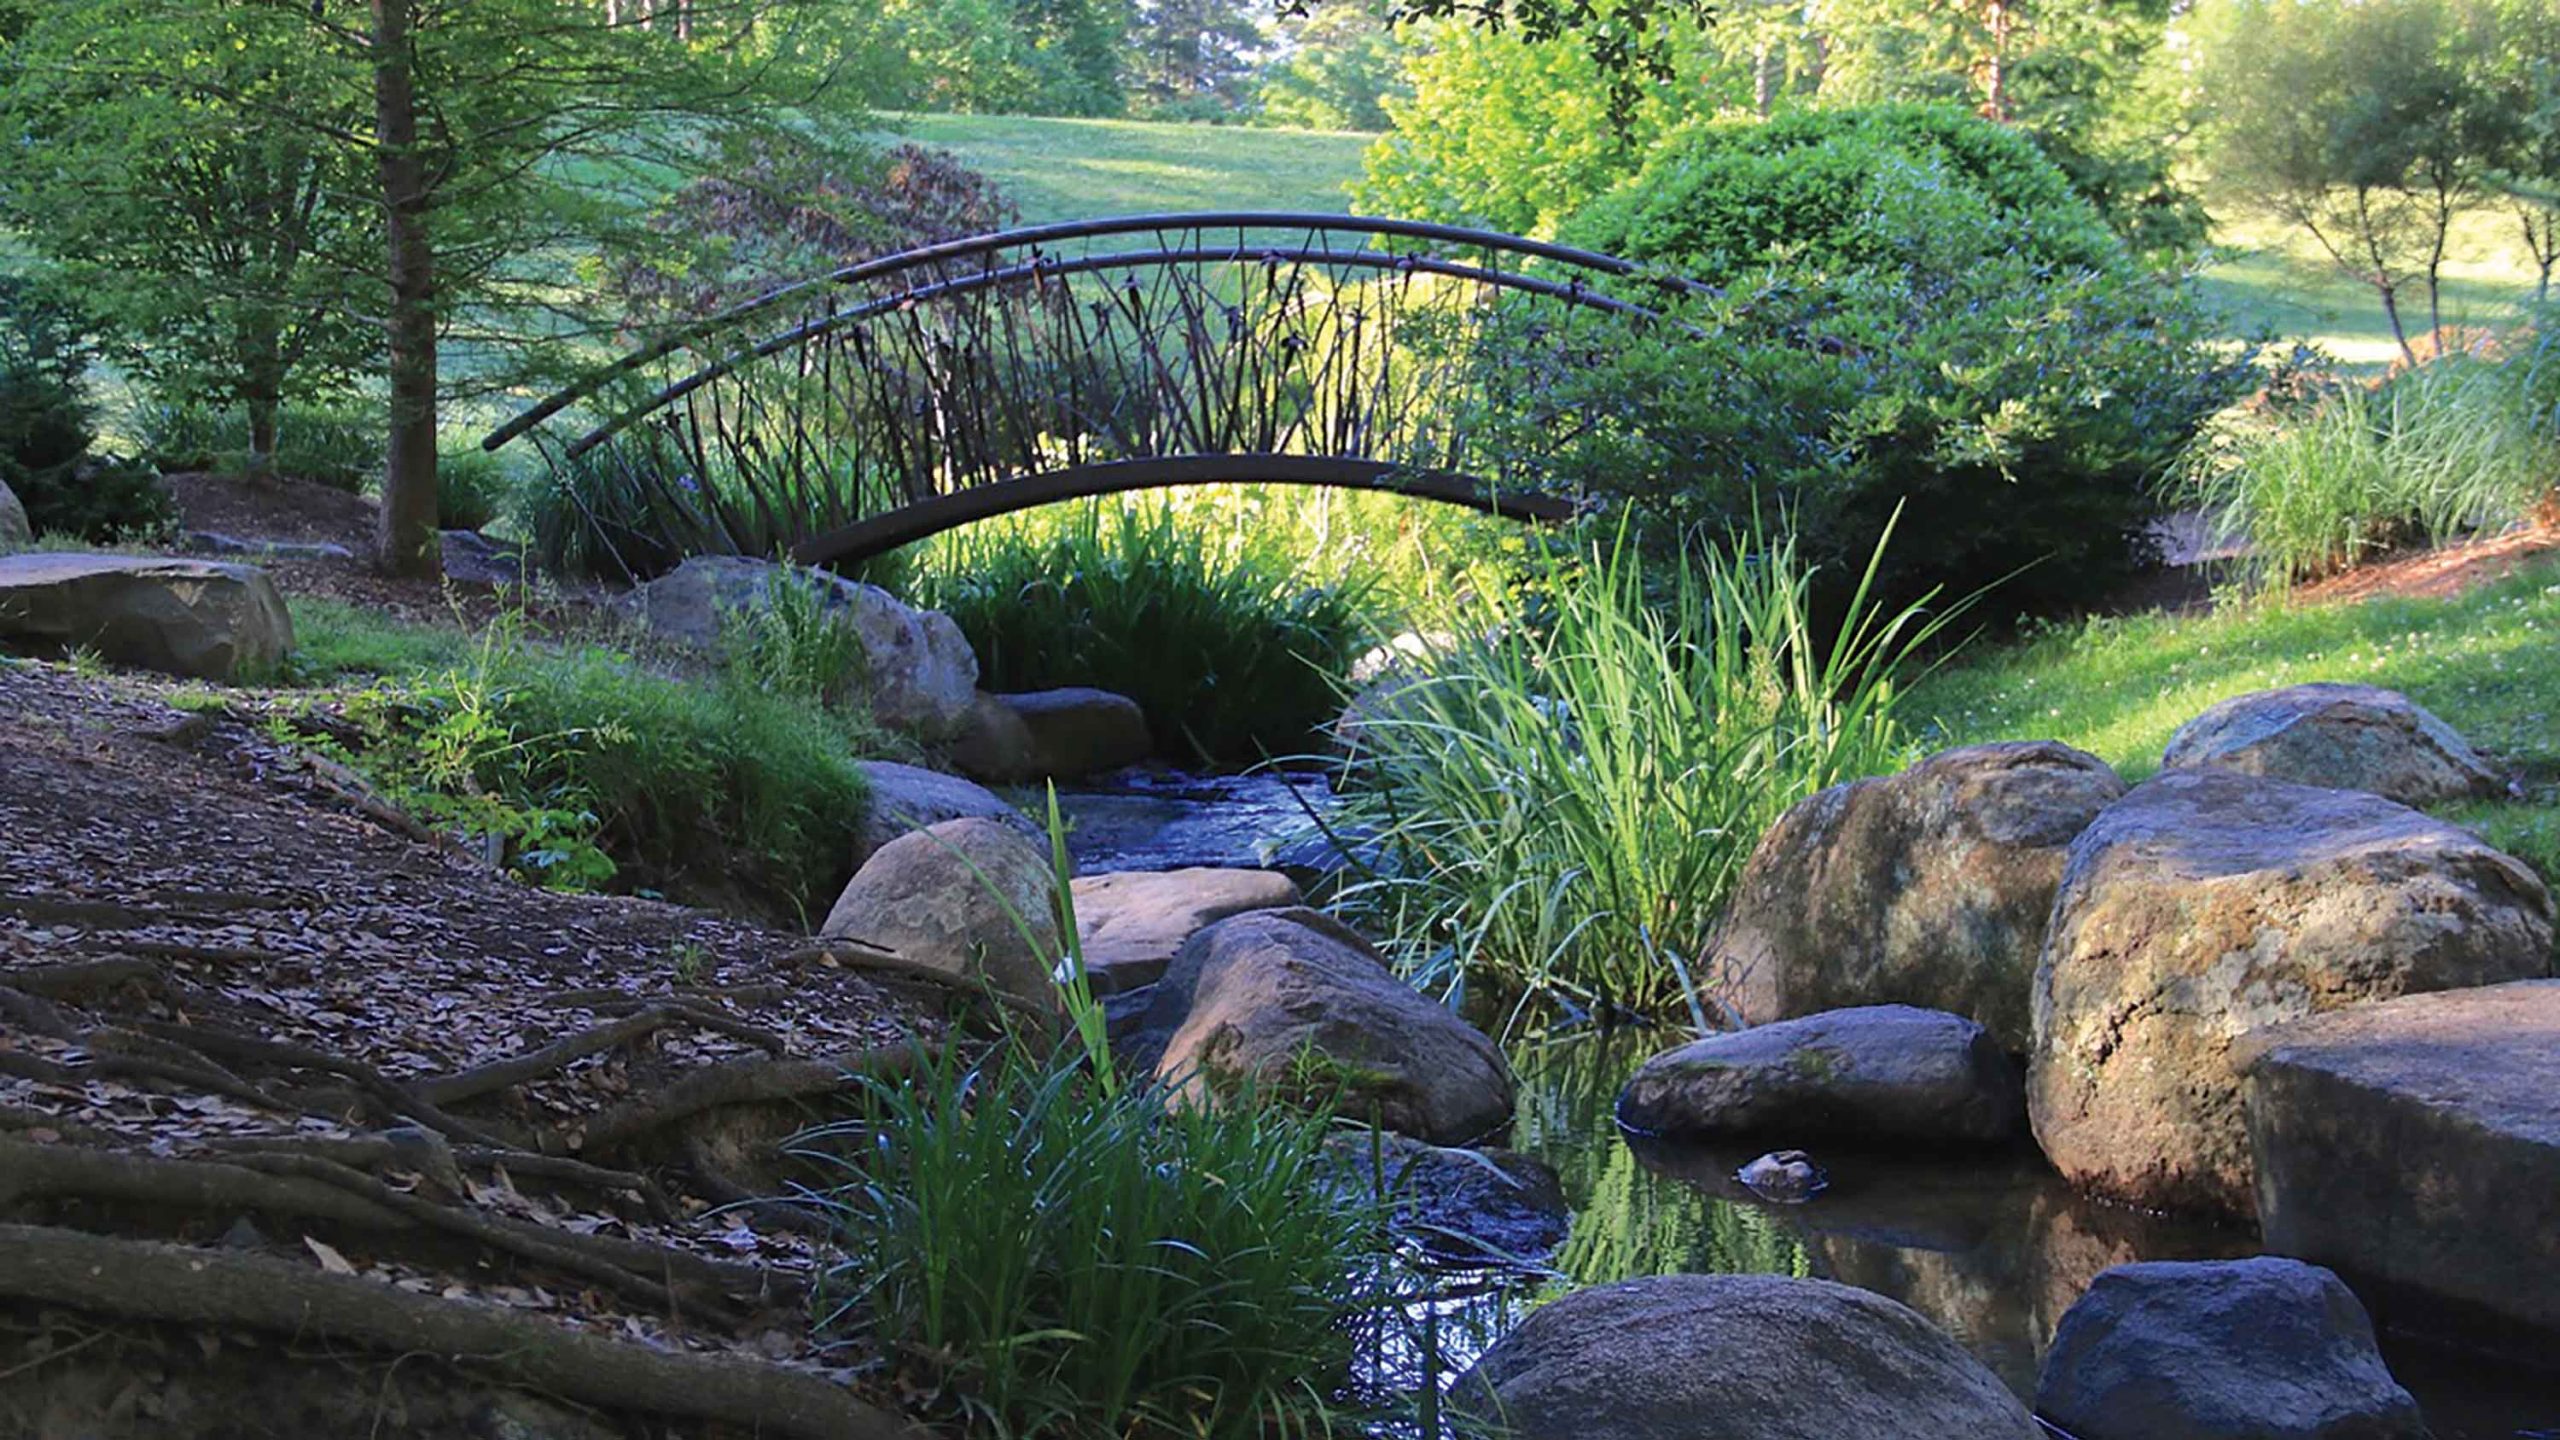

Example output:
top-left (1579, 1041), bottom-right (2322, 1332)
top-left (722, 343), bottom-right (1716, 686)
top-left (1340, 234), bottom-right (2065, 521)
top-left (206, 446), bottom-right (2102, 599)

top-left (486, 213), bottom-right (1709, 567)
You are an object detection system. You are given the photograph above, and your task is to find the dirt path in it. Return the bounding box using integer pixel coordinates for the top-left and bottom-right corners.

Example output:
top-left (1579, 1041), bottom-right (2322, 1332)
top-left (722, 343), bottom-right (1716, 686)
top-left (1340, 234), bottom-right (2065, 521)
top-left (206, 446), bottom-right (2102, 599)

top-left (0, 659), bottom-right (949, 1438)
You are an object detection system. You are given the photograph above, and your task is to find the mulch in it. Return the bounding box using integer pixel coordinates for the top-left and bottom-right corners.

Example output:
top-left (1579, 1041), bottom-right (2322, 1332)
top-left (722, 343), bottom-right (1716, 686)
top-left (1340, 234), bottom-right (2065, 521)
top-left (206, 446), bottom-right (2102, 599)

top-left (0, 658), bottom-right (965, 1437)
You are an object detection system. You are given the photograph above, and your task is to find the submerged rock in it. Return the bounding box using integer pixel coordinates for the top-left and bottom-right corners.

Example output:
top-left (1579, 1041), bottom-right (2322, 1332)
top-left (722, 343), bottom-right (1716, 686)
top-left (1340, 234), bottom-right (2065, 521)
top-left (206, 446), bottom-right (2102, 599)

top-left (2243, 979), bottom-right (2560, 1335)
top-left (2163, 681), bottom-right (2505, 808)
top-left (2036, 1257), bottom-right (2426, 1440)
top-left (1617, 1006), bottom-right (2024, 1145)
top-left (2030, 769), bottom-right (2551, 1214)
top-left (1706, 742), bottom-right (2126, 1051)
top-left (819, 816), bottom-right (1062, 1010)
top-left (1145, 907), bottom-right (1513, 1145)
top-left (1331, 1131), bottom-right (1570, 1261)
top-left (0, 552), bottom-right (292, 681)
top-left (1449, 1273), bottom-right (2037, 1440)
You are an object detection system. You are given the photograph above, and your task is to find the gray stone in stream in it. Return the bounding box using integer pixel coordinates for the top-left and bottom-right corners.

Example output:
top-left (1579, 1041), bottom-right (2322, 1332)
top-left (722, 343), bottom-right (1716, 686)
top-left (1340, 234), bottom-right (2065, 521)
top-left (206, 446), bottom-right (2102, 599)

top-left (1449, 1273), bottom-right (2038, 1440)
top-left (820, 817), bottom-right (1062, 1012)
top-left (2030, 768), bottom-right (2552, 1215)
top-left (2164, 681), bottom-right (2507, 808)
top-left (852, 761), bottom-right (1038, 871)
top-left (1146, 907), bottom-right (1513, 1145)
top-left (1069, 867), bottom-right (1300, 994)
top-left (2243, 979), bottom-right (2560, 1335)
top-left (0, 478), bottom-right (28, 549)
top-left (1705, 742), bottom-right (2127, 1053)
top-left (0, 552), bottom-right (292, 681)
top-left (1617, 1006), bottom-right (2024, 1145)
top-left (956, 687), bottom-right (1153, 782)
top-left (627, 556), bottom-right (977, 741)
top-left (2036, 1258), bottom-right (2426, 1440)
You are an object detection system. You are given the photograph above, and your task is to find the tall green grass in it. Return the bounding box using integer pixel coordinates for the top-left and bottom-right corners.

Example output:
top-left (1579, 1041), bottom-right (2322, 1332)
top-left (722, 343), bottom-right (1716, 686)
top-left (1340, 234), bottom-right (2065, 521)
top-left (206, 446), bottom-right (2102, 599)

top-left (908, 497), bottom-right (1383, 766)
top-left (1335, 523), bottom-right (1957, 1025)
top-left (2178, 349), bottom-right (2557, 587)
top-left (800, 1041), bottom-right (1388, 1440)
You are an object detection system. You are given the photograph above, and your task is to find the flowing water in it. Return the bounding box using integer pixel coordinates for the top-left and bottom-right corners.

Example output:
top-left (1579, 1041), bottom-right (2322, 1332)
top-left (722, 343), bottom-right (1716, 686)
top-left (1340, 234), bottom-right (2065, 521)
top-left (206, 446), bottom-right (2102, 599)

top-left (1053, 775), bottom-right (2560, 1434)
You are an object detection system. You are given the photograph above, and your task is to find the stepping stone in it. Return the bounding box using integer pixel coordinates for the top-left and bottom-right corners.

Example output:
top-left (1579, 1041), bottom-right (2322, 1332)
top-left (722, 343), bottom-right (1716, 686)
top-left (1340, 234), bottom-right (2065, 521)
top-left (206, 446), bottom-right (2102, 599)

top-left (2243, 979), bottom-right (2560, 1335)
top-left (1068, 867), bottom-right (1299, 994)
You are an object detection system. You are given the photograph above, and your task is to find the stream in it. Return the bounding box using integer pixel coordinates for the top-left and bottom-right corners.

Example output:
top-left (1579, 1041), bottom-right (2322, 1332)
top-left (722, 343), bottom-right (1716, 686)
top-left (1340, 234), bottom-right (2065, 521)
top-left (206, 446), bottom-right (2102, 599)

top-left (1048, 772), bottom-right (2560, 1434)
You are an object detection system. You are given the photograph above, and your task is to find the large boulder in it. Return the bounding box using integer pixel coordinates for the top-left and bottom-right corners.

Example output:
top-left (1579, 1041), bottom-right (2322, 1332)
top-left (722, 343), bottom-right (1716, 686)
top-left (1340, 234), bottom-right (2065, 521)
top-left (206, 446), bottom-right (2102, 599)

top-left (852, 760), bottom-right (1037, 872)
top-left (951, 687), bottom-right (1153, 781)
top-left (1616, 1006), bottom-right (2023, 1145)
top-left (1068, 867), bottom-right (1300, 995)
top-left (2163, 681), bottom-right (2505, 808)
top-left (627, 556), bottom-right (977, 740)
top-left (0, 478), bottom-right (28, 549)
top-left (2030, 769), bottom-right (2552, 1214)
top-left (2243, 979), bottom-right (2560, 1335)
top-left (2036, 1258), bottom-right (2426, 1440)
top-left (819, 817), bottom-right (1061, 1009)
top-left (0, 553), bottom-right (292, 682)
top-left (1449, 1273), bottom-right (2037, 1440)
top-left (1145, 907), bottom-right (1512, 1145)
top-left (1706, 742), bottom-right (2126, 1052)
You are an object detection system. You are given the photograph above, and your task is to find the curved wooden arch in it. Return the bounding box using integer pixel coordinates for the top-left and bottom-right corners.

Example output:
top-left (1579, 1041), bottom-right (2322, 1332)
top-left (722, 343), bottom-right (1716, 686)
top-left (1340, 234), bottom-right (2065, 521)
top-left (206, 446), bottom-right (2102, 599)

top-left (788, 455), bottom-right (1583, 568)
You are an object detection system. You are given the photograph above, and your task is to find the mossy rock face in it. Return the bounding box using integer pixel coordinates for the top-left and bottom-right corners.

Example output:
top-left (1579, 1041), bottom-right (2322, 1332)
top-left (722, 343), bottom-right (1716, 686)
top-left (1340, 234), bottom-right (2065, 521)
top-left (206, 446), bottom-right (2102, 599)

top-left (1143, 907), bottom-right (1514, 1146)
top-left (1617, 1005), bottom-right (2023, 1145)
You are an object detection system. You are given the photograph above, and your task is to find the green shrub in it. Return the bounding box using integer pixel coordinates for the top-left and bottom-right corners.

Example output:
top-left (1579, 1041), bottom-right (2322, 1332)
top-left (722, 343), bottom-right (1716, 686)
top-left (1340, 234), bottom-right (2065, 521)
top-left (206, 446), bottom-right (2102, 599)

top-left (1336, 521), bottom-right (1957, 1021)
top-left (2176, 351), bottom-right (2555, 587)
top-left (1, 364), bottom-right (173, 541)
top-left (1511, 105), bottom-right (2249, 616)
top-left (137, 399), bottom-right (384, 491)
top-left (909, 500), bottom-right (1379, 766)
top-left (436, 446), bottom-right (512, 533)
top-left (289, 601), bottom-right (882, 916)
top-left (801, 1041), bottom-right (1387, 1440)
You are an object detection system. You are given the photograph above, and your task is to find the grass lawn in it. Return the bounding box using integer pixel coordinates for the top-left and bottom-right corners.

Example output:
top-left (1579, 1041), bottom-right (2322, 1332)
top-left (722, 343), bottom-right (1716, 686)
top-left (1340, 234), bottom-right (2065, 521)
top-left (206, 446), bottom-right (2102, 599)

top-left (885, 113), bottom-right (1373, 224)
top-left (2198, 207), bottom-right (2549, 372)
top-left (1911, 555), bottom-right (2560, 879)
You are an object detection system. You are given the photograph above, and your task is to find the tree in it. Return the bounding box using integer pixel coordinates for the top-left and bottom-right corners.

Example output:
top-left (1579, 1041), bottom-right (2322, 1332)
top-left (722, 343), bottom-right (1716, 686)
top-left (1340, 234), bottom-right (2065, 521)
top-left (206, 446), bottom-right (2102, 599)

top-left (2188, 0), bottom-right (2507, 361)
top-left (2483, 0), bottom-right (2560, 300)
top-left (0, 3), bottom-right (380, 478)
top-left (1258, 0), bottom-right (1405, 130)
top-left (1131, 0), bottom-right (1265, 115)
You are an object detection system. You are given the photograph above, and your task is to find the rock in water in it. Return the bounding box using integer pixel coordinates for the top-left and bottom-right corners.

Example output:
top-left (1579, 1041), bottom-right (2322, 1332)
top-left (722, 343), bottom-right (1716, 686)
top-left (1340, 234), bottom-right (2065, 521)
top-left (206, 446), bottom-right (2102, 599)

top-left (1617, 1006), bottom-right (2023, 1144)
top-left (2243, 979), bottom-right (2560, 1335)
top-left (819, 817), bottom-right (1062, 1010)
top-left (1735, 1150), bottom-right (1828, 1204)
top-left (2163, 681), bottom-right (2505, 807)
top-left (1449, 1273), bottom-right (2037, 1440)
top-left (953, 687), bottom-right (1152, 781)
top-left (1144, 907), bottom-right (1513, 1145)
top-left (1068, 867), bottom-right (1301, 994)
top-left (0, 552), bottom-right (292, 681)
top-left (1707, 742), bottom-right (2126, 1052)
top-left (2030, 769), bottom-right (2551, 1214)
top-left (626, 556), bottom-right (977, 741)
top-left (2036, 1258), bottom-right (2426, 1440)
top-left (0, 478), bottom-right (28, 549)
top-left (850, 760), bottom-right (1038, 871)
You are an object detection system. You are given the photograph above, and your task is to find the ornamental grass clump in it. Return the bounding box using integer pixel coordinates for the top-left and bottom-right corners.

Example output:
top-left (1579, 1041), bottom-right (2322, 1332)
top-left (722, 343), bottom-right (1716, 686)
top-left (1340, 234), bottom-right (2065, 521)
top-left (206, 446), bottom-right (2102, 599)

top-left (800, 1039), bottom-right (1388, 1440)
top-left (1335, 521), bottom-right (1957, 1025)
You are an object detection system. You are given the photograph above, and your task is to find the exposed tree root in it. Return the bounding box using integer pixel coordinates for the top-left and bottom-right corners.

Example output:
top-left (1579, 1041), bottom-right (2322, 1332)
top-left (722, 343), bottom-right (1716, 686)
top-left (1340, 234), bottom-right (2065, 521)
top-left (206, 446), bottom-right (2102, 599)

top-left (682, 1132), bottom-right (833, 1239)
top-left (0, 1223), bottom-right (928, 1440)
top-left (580, 1045), bottom-right (925, 1158)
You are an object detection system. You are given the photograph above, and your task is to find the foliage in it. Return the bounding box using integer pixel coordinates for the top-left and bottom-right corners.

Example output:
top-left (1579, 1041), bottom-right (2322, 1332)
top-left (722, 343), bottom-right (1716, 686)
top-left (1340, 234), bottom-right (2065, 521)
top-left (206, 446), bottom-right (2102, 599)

top-left (1335, 524), bottom-right (1954, 1023)
top-left (134, 400), bottom-right (385, 493)
top-left (718, 562), bottom-right (870, 712)
top-left (516, 427), bottom-right (895, 586)
top-left (1910, 549), bottom-right (2560, 889)
top-left (2176, 347), bottom-right (2557, 586)
top-left (862, 0), bottom-right (1134, 116)
top-left (0, 2), bottom-right (381, 474)
top-left (289, 602), bottom-right (884, 917)
top-left (0, 271), bottom-right (110, 387)
top-left (909, 499), bottom-right (1379, 765)
top-left (802, 1040), bottom-right (1387, 1440)
top-left (2184, 0), bottom-right (2512, 360)
top-left (1256, 0), bottom-right (1405, 130)
top-left (0, 364), bottom-right (172, 542)
top-left (436, 448), bottom-right (511, 534)
top-left (1524, 109), bottom-right (2250, 615)
top-left (613, 140), bottom-right (1018, 321)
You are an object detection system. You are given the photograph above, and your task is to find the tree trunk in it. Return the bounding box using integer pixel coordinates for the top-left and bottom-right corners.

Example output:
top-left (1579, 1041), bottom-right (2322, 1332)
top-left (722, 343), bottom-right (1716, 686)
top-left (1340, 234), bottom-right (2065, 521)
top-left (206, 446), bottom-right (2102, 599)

top-left (1753, 43), bottom-right (1780, 118)
top-left (373, 0), bottom-right (442, 579)
top-left (245, 393), bottom-right (280, 488)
